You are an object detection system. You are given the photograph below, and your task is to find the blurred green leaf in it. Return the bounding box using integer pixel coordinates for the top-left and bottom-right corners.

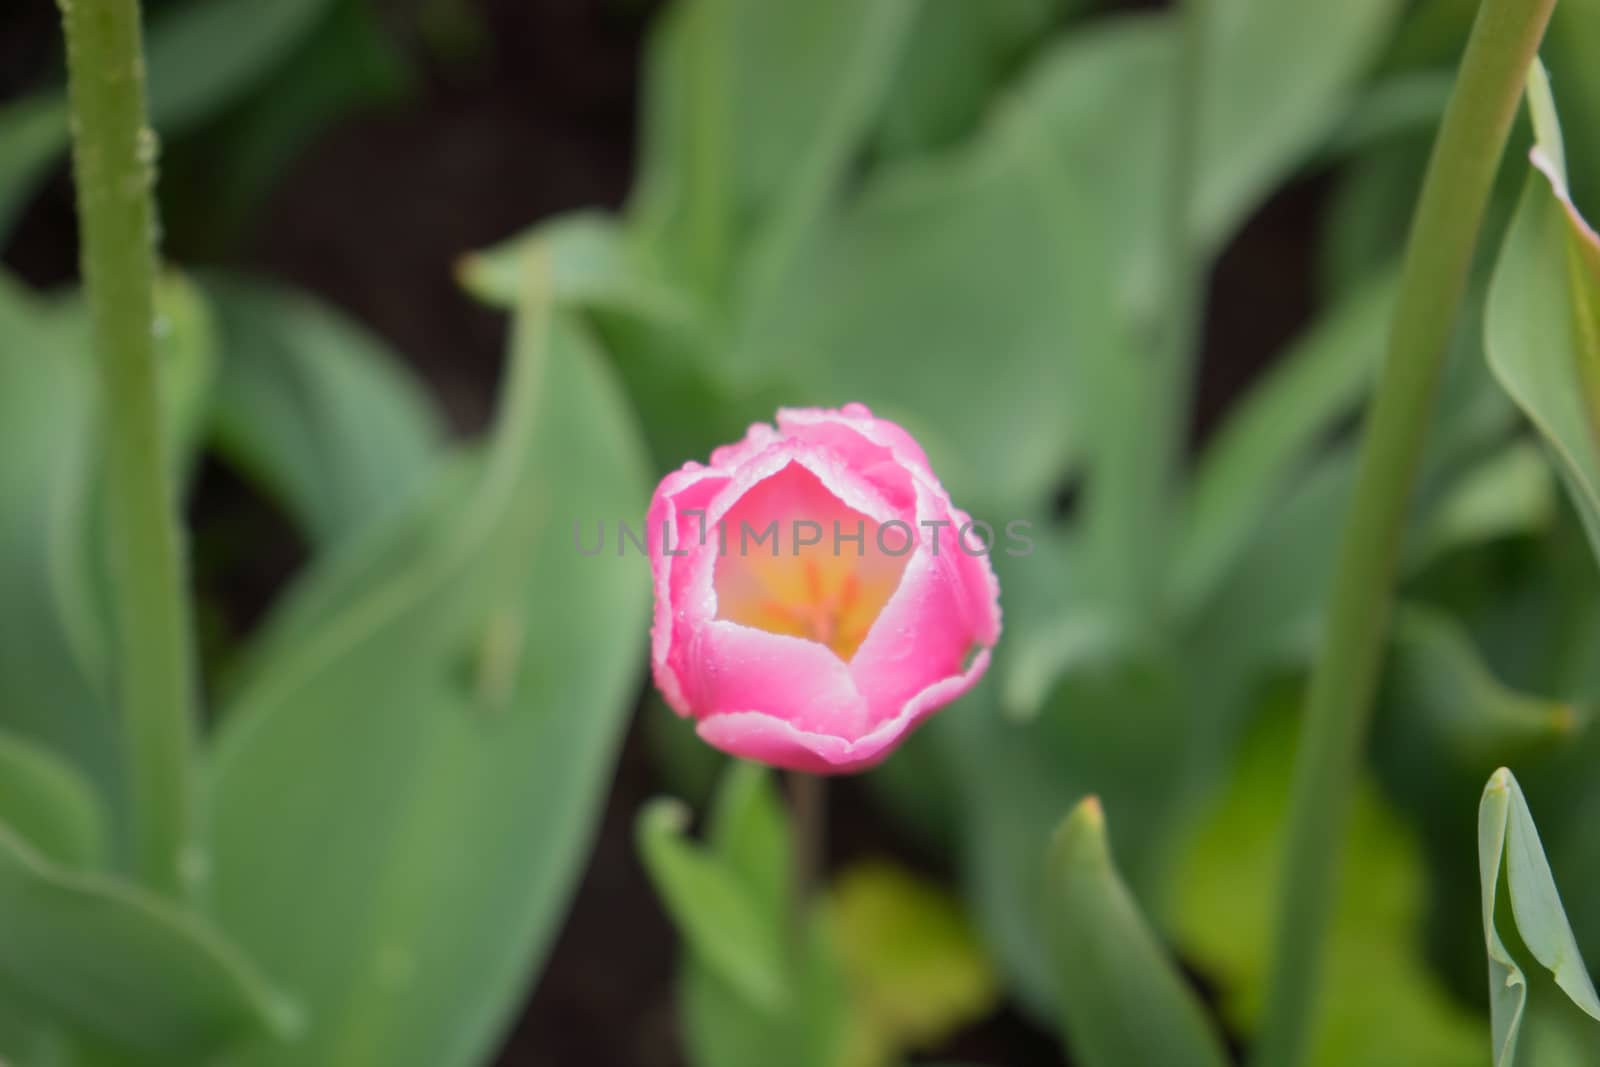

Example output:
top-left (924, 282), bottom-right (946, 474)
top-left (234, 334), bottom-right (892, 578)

top-left (206, 274), bottom-right (651, 1067)
top-left (0, 279), bottom-right (121, 836)
top-left (1485, 62), bottom-right (1600, 566)
top-left (161, 0), bottom-right (412, 251)
top-left (704, 760), bottom-right (790, 918)
top-left (0, 0), bottom-right (336, 243)
top-left (827, 861), bottom-right (998, 1064)
top-left (0, 95), bottom-right (71, 244)
top-left (649, 764), bottom-right (853, 1067)
top-left (458, 212), bottom-right (703, 332)
top-left (1480, 767), bottom-right (1600, 1065)
top-left (1193, 0), bottom-right (1403, 248)
top-left (0, 731), bottom-right (105, 871)
top-left (631, 0), bottom-right (917, 306)
top-left (873, 0), bottom-right (1079, 158)
top-left (1177, 269), bottom-right (1397, 614)
top-left (637, 799), bottom-right (788, 1011)
top-left (1170, 708), bottom-right (1485, 1066)
top-left (1413, 441), bottom-right (1555, 563)
top-left (1045, 797), bottom-right (1230, 1067)
top-left (1390, 605), bottom-right (1585, 769)
top-left (203, 273), bottom-right (444, 548)
top-left (0, 824), bottom-right (298, 1062)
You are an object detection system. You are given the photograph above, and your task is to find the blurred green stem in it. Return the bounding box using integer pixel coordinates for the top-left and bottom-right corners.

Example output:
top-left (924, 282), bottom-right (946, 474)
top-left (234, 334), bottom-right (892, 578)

top-left (60, 0), bottom-right (197, 899)
top-left (1254, 2), bottom-right (1555, 1065)
top-left (787, 772), bottom-right (825, 941)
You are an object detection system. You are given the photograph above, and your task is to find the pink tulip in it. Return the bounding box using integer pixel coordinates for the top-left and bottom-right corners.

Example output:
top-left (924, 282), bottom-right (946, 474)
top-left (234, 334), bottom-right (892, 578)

top-left (648, 404), bottom-right (1001, 774)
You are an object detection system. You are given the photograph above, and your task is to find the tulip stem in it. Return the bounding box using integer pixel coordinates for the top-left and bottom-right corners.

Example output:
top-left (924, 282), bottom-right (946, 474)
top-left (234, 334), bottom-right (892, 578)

top-left (60, 0), bottom-right (198, 900)
top-left (787, 771), bottom-right (827, 937)
top-left (1254, 2), bottom-right (1555, 1065)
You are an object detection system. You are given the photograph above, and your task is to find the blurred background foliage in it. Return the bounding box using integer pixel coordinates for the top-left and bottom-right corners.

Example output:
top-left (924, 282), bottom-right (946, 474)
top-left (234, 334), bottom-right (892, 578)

top-left (3, 0), bottom-right (1600, 1064)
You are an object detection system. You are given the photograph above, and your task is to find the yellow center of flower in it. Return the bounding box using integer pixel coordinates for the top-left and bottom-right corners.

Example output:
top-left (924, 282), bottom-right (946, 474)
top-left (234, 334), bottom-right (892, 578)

top-left (712, 465), bottom-right (908, 661)
top-left (719, 553), bottom-right (899, 660)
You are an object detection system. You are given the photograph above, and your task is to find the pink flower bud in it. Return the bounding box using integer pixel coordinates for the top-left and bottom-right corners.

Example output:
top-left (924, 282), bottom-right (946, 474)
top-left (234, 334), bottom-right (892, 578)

top-left (648, 404), bottom-right (1001, 774)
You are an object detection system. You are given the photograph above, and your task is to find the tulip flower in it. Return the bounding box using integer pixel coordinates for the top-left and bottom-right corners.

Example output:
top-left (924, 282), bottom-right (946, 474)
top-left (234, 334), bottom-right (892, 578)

top-left (648, 404), bottom-right (1001, 773)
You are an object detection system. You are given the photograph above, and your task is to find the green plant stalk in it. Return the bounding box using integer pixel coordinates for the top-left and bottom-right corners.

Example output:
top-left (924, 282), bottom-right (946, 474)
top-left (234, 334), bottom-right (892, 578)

top-left (60, 0), bottom-right (198, 899)
top-left (1254, 2), bottom-right (1556, 1065)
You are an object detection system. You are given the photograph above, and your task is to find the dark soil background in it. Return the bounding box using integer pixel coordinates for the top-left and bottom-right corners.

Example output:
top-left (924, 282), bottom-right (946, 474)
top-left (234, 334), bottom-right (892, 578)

top-left (0, 1), bottom-right (1319, 1063)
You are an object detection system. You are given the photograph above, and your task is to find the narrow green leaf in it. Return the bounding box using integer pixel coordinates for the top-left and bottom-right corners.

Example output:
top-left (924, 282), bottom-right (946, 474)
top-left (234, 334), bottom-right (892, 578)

top-left (1485, 60), bottom-right (1600, 565)
top-left (1177, 269), bottom-right (1397, 613)
top-left (1045, 797), bottom-right (1231, 1067)
top-left (0, 731), bottom-right (105, 870)
top-left (1479, 767), bottom-right (1600, 1066)
top-left (637, 798), bottom-right (788, 1012)
top-left (0, 824), bottom-right (298, 1061)
top-left (705, 761), bottom-right (790, 922)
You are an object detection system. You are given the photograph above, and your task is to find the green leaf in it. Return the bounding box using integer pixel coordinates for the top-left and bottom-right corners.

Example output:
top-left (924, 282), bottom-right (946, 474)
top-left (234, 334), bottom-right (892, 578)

top-left (203, 273), bottom-right (443, 548)
top-left (0, 0), bottom-right (335, 243)
top-left (205, 270), bottom-right (651, 1067)
top-left (1413, 441), bottom-right (1556, 563)
top-left (739, 53), bottom-right (1115, 509)
top-left (1479, 767), bottom-right (1600, 1066)
top-left (0, 95), bottom-right (71, 243)
top-left (630, 0), bottom-right (918, 304)
top-left (1193, 0), bottom-right (1404, 248)
top-left (648, 763), bottom-right (853, 1067)
top-left (1044, 797), bottom-right (1230, 1067)
top-left (637, 799), bottom-right (788, 1012)
top-left (0, 280), bottom-right (122, 831)
top-left (1176, 269), bottom-right (1397, 613)
top-left (1170, 708), bottom-right (1486, 1067)
top-left (873, 0), bottom-right (1081, 159)
top-left (0, 731), bottom-right (105, 871)
top-left (1485, 60), bottom-right (1600, 565)
top-left (0, 824), bottom-right (298, 1061)
top-left (705, 760), bottom-right (790, 920)
top-left (1389, 605), bottom-right (1585, 769)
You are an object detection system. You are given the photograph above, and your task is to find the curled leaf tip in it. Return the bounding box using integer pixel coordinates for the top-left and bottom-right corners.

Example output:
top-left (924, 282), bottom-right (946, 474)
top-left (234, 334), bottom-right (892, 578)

top-left (1487, 767), bottom-right (1513, 795)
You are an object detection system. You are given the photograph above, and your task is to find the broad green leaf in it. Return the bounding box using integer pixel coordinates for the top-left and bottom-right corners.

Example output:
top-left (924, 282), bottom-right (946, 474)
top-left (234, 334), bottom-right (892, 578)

top-left (1170, 709), bottom-right (1485, 1067)
top-left (0, 0), bottom-right (335, 243)
top-left (203, 273), bottom-right (443, 548)
top-left (1044, 797), bottom-right (1230, 1067)
top-left (1479, 767), bottom-right (1600, 1066)
top-left (739, 38), bottom-right (1126, 510)
top-left (206, 272), bottom-right (651, 1067)
top-left (0, 824), bottom-right (297, 1062)
top-left (826, 861), bottom-right (998, 1064)
top-left (630, 0), bottom-right (917, 305)
top-left (637, 799), bottom-right (788, 1012)
top-left (0, 732), bottom-right (104, 871)
top-left (1193, 0), bottom-right (1404, 248)
top-left (873, 0), bottom-right (1080, 158)
top-left (0, 281), bottom-right (122, 834)
top-left (1485, 62), bottom-right (1600, 565)
top-left (0, 272), bottom-right (220, 851)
